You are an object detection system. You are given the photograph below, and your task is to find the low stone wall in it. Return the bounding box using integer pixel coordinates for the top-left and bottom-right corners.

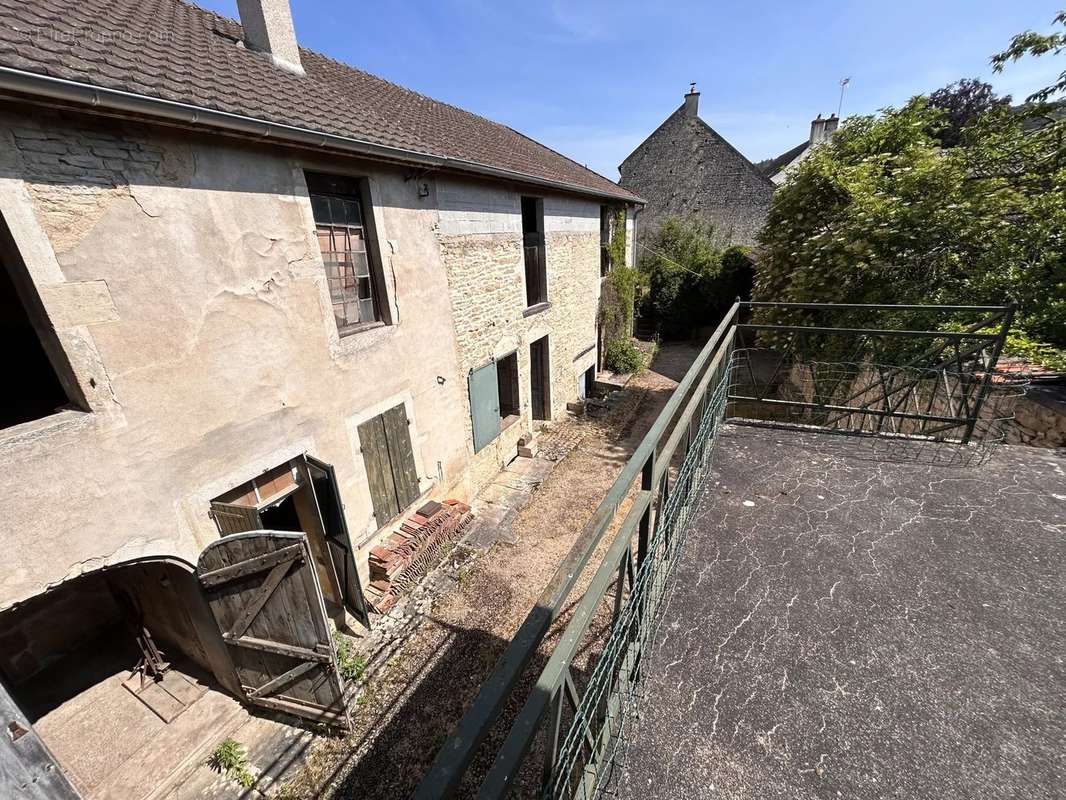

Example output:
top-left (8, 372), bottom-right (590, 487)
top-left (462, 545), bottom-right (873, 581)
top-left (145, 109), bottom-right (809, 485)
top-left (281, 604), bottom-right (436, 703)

top-left (1008, 387), bottom-right (1066, 448)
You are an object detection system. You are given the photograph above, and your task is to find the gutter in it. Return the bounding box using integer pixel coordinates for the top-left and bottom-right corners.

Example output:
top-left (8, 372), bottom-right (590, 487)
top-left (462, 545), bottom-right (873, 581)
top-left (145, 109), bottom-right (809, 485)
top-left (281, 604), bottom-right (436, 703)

top-left (0, 66), bottom-right (643, 206)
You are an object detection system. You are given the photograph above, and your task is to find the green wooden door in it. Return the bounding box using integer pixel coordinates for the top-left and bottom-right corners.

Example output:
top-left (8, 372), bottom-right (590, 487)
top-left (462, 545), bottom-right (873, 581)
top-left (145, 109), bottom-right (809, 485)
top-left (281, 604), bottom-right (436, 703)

top-left (358, 403), bottom-right (420, 529)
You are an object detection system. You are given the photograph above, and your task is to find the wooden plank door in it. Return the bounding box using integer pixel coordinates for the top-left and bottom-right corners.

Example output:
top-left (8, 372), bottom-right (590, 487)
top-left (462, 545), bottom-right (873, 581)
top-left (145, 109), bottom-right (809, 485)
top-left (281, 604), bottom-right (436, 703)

top-left (0, 679), bottom-right (81, 800)
top-left (358, 403), bottom-right (420, 529)
top-left (303, 455), bottom-right (371, 627)
top-left (196, 531), bottom-right (350, 729)
top-left (530, 337), bottom-right (549, 420)
top-left (381, 404), bottom-right (420, 510)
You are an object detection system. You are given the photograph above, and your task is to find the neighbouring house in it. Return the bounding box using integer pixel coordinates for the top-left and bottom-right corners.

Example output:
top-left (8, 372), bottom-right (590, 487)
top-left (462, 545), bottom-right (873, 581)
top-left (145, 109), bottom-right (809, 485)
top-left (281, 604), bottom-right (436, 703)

top-left (619, 88), bottom-right (775, 248)
top-left (0, 0), bottom-right (640, 796)
top-left (758, 113), bottom-right (840, 185)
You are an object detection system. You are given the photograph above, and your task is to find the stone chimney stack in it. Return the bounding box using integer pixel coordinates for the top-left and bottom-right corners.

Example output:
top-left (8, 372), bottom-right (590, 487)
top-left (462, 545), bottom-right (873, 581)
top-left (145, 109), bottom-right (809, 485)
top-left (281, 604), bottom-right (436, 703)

top-left (683, 85), bottom-right (700, 119)
top-left (236, 0), bottom-right (304, 75)
top-left (810, 113), bottom-right (839, 145)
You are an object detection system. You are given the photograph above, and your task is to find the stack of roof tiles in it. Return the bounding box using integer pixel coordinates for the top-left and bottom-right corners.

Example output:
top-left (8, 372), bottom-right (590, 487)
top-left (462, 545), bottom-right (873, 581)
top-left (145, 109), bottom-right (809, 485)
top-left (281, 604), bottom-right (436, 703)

top-left (366, 499), bottom-right (472, 613)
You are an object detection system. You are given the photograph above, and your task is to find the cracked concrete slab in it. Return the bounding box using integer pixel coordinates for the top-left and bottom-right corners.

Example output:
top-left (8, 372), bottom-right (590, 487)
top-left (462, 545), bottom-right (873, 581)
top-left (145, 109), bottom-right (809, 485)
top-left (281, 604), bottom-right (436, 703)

top-left (614, 425), bottom-right (1065, 800)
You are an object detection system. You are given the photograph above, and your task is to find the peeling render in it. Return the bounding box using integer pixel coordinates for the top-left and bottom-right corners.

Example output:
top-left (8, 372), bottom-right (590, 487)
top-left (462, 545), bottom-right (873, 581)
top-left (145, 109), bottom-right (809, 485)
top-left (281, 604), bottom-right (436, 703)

top-left (0, 106), bottom-right (475, 609)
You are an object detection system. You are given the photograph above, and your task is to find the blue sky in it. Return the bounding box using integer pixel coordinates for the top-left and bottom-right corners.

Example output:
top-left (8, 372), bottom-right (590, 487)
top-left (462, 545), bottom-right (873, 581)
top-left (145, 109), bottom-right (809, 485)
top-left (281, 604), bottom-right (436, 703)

top-left (196, 0), bottom-right (1063, 179)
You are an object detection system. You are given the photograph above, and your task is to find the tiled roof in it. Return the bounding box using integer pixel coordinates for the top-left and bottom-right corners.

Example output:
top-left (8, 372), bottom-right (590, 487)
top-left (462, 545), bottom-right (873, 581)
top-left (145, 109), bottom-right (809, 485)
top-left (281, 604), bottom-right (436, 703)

top-left (0, 0), bottom-right (639, 202)
top-left (758, 140), bottom-right (807, 178)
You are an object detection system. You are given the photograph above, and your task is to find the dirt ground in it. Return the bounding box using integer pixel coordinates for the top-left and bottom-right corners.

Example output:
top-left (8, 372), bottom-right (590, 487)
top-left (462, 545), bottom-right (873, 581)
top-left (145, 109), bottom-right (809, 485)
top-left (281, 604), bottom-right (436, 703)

top-left (275, 342), bottom-right (702, 799)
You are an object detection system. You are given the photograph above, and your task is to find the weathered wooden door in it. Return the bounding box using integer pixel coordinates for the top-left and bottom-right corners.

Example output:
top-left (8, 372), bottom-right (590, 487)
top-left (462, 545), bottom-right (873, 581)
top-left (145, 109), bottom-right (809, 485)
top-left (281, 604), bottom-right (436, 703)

top-left (303, 455), bottom-right (371, 627)
top-left (358, 403), bottom-right (420, 528)
top-left (530, 337), bottom-right (549, 420)
top-left (196, 531), bottom-right (350, 728)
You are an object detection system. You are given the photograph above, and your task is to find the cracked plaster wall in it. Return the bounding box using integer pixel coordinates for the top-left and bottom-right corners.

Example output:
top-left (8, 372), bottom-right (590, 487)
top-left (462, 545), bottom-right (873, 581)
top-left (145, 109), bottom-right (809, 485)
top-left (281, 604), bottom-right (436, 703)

top-left (0, 107), bottom-right (475, 609)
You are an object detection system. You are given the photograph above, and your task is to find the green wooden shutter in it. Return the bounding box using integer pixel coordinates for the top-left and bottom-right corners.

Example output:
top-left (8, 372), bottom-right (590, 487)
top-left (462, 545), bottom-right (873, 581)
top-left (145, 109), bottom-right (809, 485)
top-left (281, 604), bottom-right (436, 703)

top-left (381, 403), bottom-right (420, 509)
top-left (469, 362), bottom-right (501, 453)
top-left (358, 414), bottom-right (399, 525)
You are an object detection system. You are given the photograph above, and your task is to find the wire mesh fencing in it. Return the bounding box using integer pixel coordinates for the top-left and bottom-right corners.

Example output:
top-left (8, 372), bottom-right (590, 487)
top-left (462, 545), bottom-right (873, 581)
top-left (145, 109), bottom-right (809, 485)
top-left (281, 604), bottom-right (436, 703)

top-left (727, 348), bottom-right (1028, 466)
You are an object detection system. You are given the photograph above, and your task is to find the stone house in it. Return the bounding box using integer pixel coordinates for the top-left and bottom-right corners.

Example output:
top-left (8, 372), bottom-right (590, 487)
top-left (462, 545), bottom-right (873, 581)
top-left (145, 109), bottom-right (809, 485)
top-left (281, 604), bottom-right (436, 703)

top-left (758, 113), bottom-right (840, 185)
top-left (619, 88), bottom-right (775, 248)
top-left (0, 0), bottom-right (639, 796)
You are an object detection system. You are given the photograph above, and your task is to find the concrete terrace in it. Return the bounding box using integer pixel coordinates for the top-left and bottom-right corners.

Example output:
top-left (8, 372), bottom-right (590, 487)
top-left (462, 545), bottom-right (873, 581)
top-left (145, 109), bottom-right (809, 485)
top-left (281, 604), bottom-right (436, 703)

top-left (614, 424), bottom-right (1065, 800)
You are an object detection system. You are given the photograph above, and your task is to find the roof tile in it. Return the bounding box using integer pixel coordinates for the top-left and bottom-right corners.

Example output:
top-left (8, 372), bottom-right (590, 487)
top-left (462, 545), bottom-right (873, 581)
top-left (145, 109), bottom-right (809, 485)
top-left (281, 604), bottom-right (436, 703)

top-left (0, 0), bottom-right (638, 202)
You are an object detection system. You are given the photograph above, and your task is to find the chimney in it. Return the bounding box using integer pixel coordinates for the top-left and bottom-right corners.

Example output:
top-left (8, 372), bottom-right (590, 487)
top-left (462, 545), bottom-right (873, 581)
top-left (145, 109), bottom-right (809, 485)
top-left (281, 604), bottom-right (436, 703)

top-left (236, 0), bottom-right (304, 75)
top-left (683, 84), bottom-right (700, 119)
top-left (809, 113), bottom-right (839, 145)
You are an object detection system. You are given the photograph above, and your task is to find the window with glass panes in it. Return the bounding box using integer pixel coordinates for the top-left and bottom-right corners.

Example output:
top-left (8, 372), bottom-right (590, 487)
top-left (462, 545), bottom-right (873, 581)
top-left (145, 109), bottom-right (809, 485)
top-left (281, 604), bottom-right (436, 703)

top-left (307, 173), bottom-right (383, 333)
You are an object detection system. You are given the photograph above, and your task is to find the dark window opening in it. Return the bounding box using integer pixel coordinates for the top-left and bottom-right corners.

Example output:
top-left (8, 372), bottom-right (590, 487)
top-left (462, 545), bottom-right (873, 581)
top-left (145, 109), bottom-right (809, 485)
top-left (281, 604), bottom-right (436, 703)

top-left (496, 351), bottom-right (520, 421)
top-left (600, 205), bottom-right (611, 276)
top-left (306, 172), bottom-right (389, 334)
top-left (0, 214), bottom-right (78, 430)
top-left (521, 196), bottom-right (547, 307)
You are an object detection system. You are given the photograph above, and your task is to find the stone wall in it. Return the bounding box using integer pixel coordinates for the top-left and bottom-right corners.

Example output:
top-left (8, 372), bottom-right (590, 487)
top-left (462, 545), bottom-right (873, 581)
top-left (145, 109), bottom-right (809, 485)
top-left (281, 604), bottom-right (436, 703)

top-left (437, 179), bottom-right (602, 491)
top-left (1008, 388), bottom-right (1066, 448)
top-left (619, 99), bottom-right (774, 247)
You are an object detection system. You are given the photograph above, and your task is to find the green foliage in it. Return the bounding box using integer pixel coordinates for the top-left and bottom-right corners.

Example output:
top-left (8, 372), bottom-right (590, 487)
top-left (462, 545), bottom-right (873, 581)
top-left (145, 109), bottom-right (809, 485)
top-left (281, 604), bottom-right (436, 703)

top-left (333, 631), bottom-right (367, 682)
top-left (928, 78), bottom-right (1011, 147)
top-left (599, 208), bottom-right (645, 373)
top-left (756, 93), bottom-right (1066, 357)
top-left (604, 337), bottom-right (646, 374)
top-left (992, 10), bottom-right (1066, 104)
top-left (608, 207), bottom-right (627, 271)
top-left (639, 217), bottom-right (752, 338)
top-left (1002, 329), bottom-right (1066, 370)
top-left (210, 738), bottom-right (254, 788)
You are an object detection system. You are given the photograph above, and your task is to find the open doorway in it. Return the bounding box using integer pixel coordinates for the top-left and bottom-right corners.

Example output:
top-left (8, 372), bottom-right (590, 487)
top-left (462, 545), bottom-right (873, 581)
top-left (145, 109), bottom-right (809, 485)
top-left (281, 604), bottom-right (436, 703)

top-left (530, 336), bottom-right (550, 421)
top-left (209, 455), bottom-right (369, 628)
top-left (0, 559), bottom-right (239, 800)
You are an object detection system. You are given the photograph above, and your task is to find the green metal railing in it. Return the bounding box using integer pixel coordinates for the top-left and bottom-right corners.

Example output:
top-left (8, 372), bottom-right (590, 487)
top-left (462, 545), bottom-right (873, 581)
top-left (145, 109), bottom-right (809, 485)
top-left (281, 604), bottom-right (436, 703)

top-left (414, 300), bottom-right (1015, 799)
top-left (414, 304), bottom-right (740, 800)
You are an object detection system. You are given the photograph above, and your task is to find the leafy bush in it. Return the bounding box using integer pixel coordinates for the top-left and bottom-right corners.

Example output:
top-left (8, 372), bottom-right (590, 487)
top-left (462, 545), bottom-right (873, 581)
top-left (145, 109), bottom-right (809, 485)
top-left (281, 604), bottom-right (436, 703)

top-left (210, 738), bottom-right (254, 788)
top-left (755, 96), bottom-right (1066, 353)
top-left (333, 631), bottom-right (367, 682)
top-left (604, 338), bottom-right (646, 374)
top-left (1002, 330), bottom-right (1066, 371)
top-left (639, 217), bottom-right (752, 338)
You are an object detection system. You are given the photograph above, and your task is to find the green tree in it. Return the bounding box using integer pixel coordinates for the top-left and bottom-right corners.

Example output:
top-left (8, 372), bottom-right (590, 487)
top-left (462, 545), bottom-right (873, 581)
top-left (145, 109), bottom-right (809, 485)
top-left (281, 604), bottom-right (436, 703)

top-left (755, 97), bottom-right (1066, 360)
top-left (639, 217), bottom-right (727, 338)
top-left (992, 10), bottom-right (1066, 104)
top-left (928, 78), bottom-right (1011, 147)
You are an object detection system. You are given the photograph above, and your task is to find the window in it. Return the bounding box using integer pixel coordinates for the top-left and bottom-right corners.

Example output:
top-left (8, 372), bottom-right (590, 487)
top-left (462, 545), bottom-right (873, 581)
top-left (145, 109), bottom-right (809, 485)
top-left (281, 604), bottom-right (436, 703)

top-left (306, 172), bottom-right (389, 334)
top-left (468, 352), bottom-right (521, 453)
top-left (600, 205), bottom-right (611, 276)
top-left (0, 212), bottom-right (82, 429)
top-left (496, 352), bottom-right (520, 421)
top-left (521, 196), bottom-right (547, 307)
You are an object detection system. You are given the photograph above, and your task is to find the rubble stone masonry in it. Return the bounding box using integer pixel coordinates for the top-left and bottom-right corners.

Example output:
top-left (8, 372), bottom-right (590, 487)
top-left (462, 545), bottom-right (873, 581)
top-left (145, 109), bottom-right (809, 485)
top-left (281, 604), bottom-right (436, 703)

top-left (436, 180), bottom-right (603, 491)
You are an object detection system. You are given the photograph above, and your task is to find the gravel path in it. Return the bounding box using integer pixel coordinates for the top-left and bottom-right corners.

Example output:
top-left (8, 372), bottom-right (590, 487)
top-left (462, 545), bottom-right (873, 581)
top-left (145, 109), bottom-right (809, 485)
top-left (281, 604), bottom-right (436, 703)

top-left (276, 343), bottom-right (702, 799)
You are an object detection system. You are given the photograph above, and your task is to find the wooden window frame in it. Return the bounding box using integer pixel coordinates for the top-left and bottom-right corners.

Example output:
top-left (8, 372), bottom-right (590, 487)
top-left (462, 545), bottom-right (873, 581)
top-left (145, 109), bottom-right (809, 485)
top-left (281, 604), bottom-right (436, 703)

top-left (306, 172), bottom-right (391, 336)
top-left (521, 196), bottom-right (547, 308)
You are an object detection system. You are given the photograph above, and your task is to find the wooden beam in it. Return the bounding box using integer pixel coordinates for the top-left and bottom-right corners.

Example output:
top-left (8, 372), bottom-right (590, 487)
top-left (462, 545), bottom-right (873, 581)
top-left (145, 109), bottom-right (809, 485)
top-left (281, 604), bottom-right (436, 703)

top-left (199, 544), bottom-right (303, 588)
top-left (227, 559), bottom-right (294, 639)
top-left (223, 634), bottom-right (331, 663)
top-left (247, 660), bottom-right (321, 699)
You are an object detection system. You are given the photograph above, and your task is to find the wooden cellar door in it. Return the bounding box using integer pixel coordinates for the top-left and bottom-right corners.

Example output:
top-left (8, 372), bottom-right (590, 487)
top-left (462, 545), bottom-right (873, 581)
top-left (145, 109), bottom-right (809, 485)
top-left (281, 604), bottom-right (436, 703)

top-left (196, 531), bottom-right (350, 729)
